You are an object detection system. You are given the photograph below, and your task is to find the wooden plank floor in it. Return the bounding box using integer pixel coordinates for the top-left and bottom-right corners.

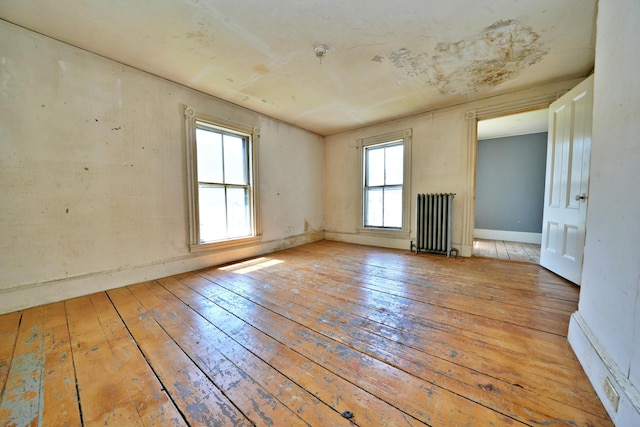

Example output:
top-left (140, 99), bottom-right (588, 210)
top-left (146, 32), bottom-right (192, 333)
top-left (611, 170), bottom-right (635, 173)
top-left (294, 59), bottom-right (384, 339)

top-left (473, 239), bottom-right (541, 263)
top-left (0, 240), bottom-right (612, 426)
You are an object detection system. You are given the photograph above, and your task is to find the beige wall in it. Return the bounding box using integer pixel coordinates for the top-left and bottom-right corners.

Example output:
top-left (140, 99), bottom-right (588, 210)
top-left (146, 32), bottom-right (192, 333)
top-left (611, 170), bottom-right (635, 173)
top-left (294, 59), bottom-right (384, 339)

top-left (0, 21), bottom-right (324, 314)
top-left (323, 80), bottom-right (579, 255)
top-left (568, 0), bottom-right (640, 424)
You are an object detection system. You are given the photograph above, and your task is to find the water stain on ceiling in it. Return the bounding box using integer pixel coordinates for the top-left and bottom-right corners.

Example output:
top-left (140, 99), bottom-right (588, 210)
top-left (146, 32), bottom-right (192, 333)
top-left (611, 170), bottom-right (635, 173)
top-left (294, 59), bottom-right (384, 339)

top-left (0, 0), bottom-right (596, 135)
top-left (388, 19), bottom-right (547, 95)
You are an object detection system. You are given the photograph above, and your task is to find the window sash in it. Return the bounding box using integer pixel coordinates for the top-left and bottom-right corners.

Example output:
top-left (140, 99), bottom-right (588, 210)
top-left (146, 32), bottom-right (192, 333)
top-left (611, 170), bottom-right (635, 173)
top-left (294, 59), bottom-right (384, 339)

top-left (198, 184), bottom-right (251, 243)
top-left (196, 125), bottom-right (250, 185)
top-left (363, 141), bottom-right (404, 229)
top-left (195, 124), bottom-right (253, 243)
top-left (185, 105), bottom-right (261, 252)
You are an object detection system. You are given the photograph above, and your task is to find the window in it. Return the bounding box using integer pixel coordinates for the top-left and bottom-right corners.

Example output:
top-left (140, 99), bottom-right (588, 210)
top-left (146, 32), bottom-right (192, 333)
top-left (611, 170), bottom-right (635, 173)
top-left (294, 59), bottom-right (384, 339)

top-left (359, 129), bottom-right (412, 235)
top-left (185, 106), bottom-right (260, 251)
top-left (364, 142), bottom-right (404, 228)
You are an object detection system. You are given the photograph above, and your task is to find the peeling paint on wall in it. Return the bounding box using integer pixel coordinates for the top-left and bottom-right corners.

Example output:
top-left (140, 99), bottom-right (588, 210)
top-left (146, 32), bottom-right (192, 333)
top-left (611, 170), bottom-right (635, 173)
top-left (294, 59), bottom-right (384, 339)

top-left (387, 19), bottom-right (547, 94)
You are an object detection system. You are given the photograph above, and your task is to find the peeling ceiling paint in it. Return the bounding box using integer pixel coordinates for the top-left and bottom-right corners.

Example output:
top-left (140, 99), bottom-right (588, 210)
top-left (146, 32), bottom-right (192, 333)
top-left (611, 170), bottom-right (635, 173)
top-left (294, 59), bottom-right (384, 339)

top-left (388, 20), bottom-right (547, 95)
top-left (0, 0), bottom-right (596, 135)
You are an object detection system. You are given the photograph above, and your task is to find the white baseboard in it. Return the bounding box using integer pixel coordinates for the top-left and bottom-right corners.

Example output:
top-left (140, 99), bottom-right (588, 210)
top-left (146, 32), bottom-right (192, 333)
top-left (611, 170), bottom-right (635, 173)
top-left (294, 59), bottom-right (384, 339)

top-left (0, 231), bottom-right (324, 315)
top-left (324, 231), bottom-right (411, 250)
top-left (568, 312), bottom-right (640, 426)
top-left (324, 231), bottom-right (470, 257)
top-left (474, 228), bottom-right (542, 244)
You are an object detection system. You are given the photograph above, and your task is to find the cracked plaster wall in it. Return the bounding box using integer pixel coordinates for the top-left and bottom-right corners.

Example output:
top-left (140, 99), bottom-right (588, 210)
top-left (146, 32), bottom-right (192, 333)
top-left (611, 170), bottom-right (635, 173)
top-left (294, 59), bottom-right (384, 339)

top-left (0, 20), bottom-right (324, 313)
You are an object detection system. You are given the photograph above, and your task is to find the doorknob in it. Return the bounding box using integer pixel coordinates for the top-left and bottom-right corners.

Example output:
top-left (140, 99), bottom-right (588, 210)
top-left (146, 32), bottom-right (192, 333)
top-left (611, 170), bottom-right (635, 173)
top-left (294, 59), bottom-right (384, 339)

top-left (575, 193), bottom-right (588, 201)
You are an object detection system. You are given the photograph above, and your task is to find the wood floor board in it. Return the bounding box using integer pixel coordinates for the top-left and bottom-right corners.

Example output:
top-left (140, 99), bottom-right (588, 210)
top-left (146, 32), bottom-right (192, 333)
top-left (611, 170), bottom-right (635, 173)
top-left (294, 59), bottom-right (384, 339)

top-left (41, 302), bottom-right (81, 426)
top-left (195, 256), bottom-right (605, 420)
top-left (259, 248), bottom-right (572, 336)
top-left (107, 286), bottom-right (253, 427)
top-left (161, 275), bottom-right (424, 427)
top-left (522, 243), bottom-right (542, 260)
top-left (495, 240), bottom-right (511, 260)
top-left (473, 239), bottom-right (541, 263)
top-left (503, 241), bottom-right (531, 262)
top-left (66, 293), bottom-right (184, 426)
top-left (0, 311), bottom-right (21, 399)
top-left (0, 307), bottom-right (46, 426)
top-left (301, 241), bottom-right (552, 296)
top-left (473, 239), bottom-right (498, 259)
top-left (201, 259), bottom-right (578, 374)
top-left (0, 241), bottom-right (612, 426)
top-left (282, 245), bottom-right (578, 318)
top-left (173, 272), bottom-right (522, 427)
top-left (125, 280), bottom-right (330, 427)
top-left (194, 267), bottom-right (606, 425)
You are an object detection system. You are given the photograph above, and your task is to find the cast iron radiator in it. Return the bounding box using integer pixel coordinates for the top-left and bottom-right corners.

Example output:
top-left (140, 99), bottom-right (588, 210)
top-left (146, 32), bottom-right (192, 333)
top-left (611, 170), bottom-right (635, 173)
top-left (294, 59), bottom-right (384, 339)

top-left (411, 193), bottom-right (457, 257)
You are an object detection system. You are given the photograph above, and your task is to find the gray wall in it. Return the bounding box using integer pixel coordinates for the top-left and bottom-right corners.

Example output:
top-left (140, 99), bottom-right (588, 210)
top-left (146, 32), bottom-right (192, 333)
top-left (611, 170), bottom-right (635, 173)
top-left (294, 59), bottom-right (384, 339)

top-left (475, 132), bottom-right (547, 232)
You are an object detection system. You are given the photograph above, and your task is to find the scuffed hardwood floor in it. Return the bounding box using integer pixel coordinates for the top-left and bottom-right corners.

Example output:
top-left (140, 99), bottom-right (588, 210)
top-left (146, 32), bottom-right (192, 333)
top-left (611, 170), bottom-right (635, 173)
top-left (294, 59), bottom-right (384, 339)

top-left (473, 238), bottom-right (541, 263)
top-left (0, 241), bottom-right (611, 426)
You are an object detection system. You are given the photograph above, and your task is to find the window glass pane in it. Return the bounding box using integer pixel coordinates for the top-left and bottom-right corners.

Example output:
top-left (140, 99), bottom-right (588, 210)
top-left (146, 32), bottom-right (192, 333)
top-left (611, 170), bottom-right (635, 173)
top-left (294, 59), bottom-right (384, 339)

top-left (385, 145), bottom-right (404, 185)
top-left (223, 135), bottom-right (248, 185)
top-left (383, 187), bottom-right (403, 228)
top-left (366, 147), bottom-right (385, 186)
top-left (365, 188), bottom-right (383, 227)
top-left (198, 186), bottom-right (226, 242)
top-left (226, 187), bottom-right (250, 238)
top-left (196, 128), bottom-right (223, 183)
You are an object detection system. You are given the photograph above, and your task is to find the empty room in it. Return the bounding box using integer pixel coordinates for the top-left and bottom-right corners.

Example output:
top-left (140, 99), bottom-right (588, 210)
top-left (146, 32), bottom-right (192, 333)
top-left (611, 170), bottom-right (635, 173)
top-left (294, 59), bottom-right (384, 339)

top-left (1, 0), bottom-right (638, 426)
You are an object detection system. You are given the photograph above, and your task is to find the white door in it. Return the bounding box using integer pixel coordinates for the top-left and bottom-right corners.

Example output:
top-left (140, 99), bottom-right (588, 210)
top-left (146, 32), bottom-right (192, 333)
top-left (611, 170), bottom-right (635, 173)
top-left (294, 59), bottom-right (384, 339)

top-left (540, 75), bottom-right (594, 285)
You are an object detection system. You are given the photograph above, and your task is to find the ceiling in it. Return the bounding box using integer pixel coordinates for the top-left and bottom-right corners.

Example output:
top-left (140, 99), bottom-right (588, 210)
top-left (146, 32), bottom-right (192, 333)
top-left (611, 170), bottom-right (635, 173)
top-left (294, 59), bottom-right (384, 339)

top-left (478, 109), bottom-right (549, 140)
top-left (0, 0), bottom-right (596, 136)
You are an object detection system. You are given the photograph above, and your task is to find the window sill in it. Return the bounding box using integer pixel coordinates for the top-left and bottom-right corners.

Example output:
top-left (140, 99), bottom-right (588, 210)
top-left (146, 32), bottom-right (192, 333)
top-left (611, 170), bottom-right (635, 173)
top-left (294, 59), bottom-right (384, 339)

top-left (189, 235), bottom-right (262, 253)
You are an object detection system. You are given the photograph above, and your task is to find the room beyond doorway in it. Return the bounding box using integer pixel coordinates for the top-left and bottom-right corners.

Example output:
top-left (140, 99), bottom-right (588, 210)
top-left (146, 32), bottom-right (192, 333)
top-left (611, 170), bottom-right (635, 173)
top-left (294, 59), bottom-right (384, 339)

top-left (473, 238), bottom-right (540, 263)
top-left (474, 109), bottom-right (548, 264)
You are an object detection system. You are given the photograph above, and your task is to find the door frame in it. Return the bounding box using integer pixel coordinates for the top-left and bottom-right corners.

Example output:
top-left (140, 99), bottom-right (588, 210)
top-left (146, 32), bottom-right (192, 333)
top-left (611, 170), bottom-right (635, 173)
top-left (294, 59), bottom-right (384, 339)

top-left (462, 90), bottom-right (572, 257)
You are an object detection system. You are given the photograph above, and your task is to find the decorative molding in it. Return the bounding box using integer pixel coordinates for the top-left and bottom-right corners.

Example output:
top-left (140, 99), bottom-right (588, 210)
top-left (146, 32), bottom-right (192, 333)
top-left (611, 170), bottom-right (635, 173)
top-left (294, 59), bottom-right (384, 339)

top-left (462, 110), bottom-right (478, 251)
top-left (463, 91), bottom-right (568, 256)
top-left (184, 104), bottom-right (199, 245)
top-left (183, 104), bottom-right (196, 119)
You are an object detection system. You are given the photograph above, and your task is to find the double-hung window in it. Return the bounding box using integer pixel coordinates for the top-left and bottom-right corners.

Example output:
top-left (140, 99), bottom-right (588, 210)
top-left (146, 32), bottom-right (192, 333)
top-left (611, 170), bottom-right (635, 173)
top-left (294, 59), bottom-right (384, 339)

top-left (364, 142), bottom-right (404, 228)
top-left (359, 129), bottom-right (412, 235)
top-left (185, 106), bottom-right (260, 251)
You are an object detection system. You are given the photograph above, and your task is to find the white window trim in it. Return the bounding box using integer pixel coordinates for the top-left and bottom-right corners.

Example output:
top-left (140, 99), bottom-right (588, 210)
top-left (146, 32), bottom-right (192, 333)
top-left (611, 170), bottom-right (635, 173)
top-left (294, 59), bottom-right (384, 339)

top-left (357, 128), bottom-right (412, 237)
top-left (184, 105), bottom-right (261, 252)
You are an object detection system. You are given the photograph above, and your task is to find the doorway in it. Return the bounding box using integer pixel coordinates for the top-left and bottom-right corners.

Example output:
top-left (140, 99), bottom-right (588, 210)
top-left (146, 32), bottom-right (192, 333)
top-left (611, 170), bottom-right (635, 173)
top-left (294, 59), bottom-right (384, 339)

top-left (473, 109), bottom-right (549, 263)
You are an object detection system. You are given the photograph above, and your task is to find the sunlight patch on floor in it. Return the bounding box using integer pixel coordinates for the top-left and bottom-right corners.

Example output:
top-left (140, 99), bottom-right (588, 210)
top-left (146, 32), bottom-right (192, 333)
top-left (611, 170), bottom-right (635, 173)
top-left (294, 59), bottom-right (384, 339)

top-left (219, 257), bottom-right (284, 274)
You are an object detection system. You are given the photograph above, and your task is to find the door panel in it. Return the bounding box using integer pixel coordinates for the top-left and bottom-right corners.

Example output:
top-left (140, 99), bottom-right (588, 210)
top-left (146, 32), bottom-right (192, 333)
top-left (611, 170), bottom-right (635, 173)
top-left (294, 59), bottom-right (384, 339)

top-left (540, 75), bottom-right (593, 285)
